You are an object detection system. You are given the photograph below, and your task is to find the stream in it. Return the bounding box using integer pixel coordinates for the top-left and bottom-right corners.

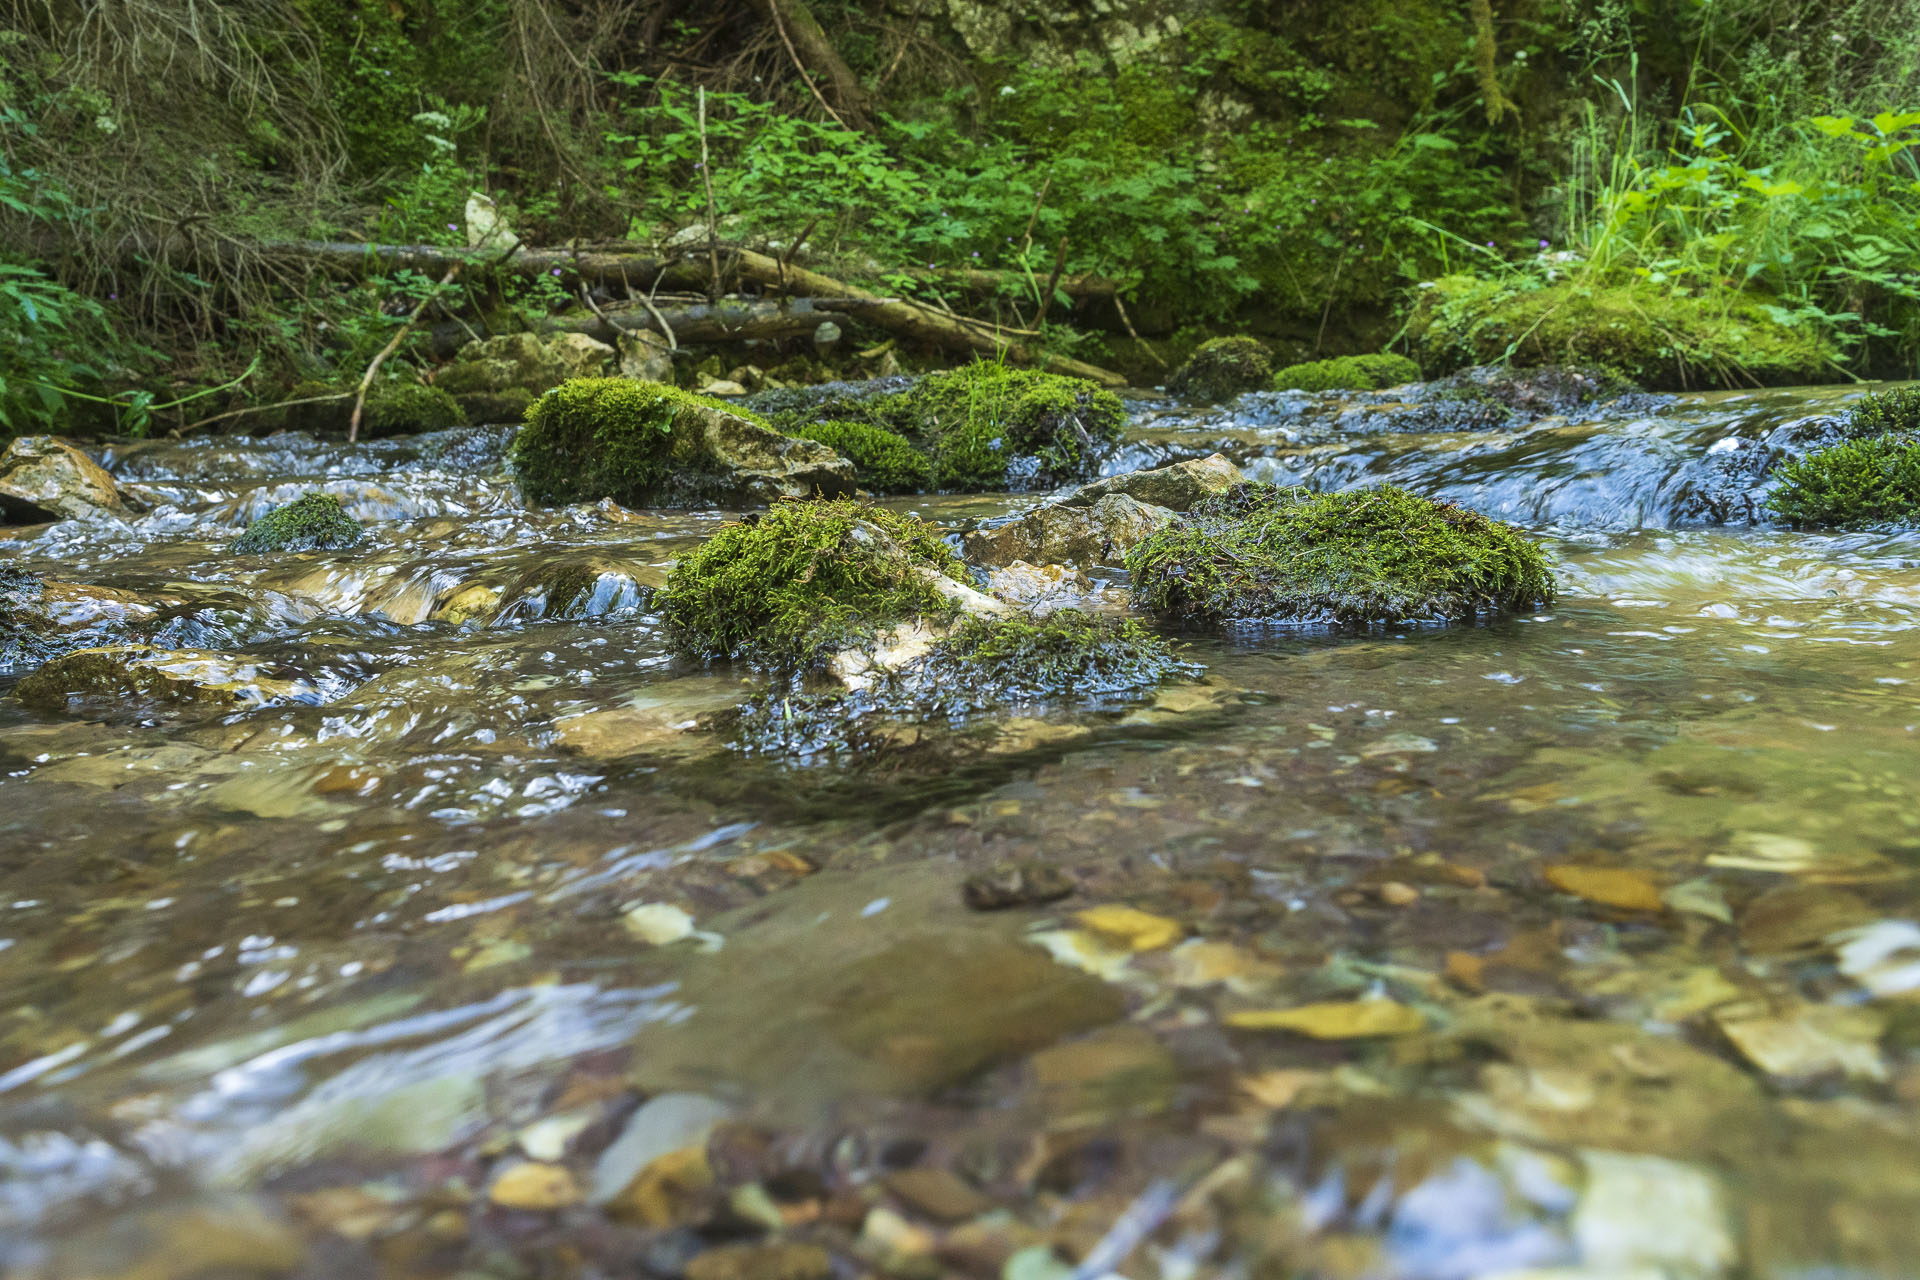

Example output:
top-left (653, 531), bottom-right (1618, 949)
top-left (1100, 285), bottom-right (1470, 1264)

top-left (3, 378), bottom-right (1918, 1279)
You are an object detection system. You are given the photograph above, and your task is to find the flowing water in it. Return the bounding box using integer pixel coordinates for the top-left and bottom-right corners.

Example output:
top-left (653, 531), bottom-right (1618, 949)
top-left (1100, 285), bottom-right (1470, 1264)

top-left (3, 380), bottom-right (1919, 1279)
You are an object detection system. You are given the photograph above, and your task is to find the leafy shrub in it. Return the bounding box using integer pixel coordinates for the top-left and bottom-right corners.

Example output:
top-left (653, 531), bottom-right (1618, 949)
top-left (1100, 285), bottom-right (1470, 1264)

top-left (792, 419), bottom-right (932, 494)
top-left (660, 498), bottom-right (967, 671)
top-left (1168, 337), bottom-right (1274, 401)
top-left (1768, 434), bottom-right (1920, 526)
top-left (1128, 482), bottom-right (1555, 626)
top-left (1272, 353), bottom-right (1423, 392)
top-left (232, 492), bottom-right (364, 554)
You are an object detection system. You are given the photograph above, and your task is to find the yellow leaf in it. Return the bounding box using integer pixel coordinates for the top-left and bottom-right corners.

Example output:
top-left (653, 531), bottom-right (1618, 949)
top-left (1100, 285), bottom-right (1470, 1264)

top-left (1224, 1000), bottom-right (1425, 1039)
top-left (1075, 905), bottom-right (1184, 952)
top-left (1545, 864), bottom-right (1664, 913)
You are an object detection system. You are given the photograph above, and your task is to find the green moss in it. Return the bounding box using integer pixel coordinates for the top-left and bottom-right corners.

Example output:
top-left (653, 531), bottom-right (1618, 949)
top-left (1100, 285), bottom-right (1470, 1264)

top-left (509, 378), bottom-right (771, 506)
top-left (362, 381), bottom-right (466, 437)
top-left (1405, 275), bottom-right (1838, 390)
top-left (792, 420), bottom-right (932, 494)
top-left (1128, 483), bottom-right (1555, 626)
top-left (1767, 434), bottom-right (1920, 527)
top-left (731, 608), bottom-right (1195, 757)
top-left (1168, 337), bottom-right (1275, 401)
top-left (1844, 386), bottom-right (1920, 438)
top-left (231, 492), bottom-right (364, 554)
top-left (885, 362), bottom-right (1127, 492)
top-left (660, 498), bottom-right (967, 672)
top-left (1272, 353), bottom-right (1422, 393)
top-left (450, 386), bottom-right (536, 425)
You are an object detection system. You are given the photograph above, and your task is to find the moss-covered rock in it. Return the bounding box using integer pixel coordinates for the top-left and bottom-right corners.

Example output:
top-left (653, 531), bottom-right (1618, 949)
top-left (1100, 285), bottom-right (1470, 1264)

top-left (1766, 388), bottom-right (1920, 527)
top-left (1168, 337), bottom-right (1274, 401)
top-left (361, 381), bottom-right (466, 438)
top-left (1405, 276), bottom-right (1838, 390)
top-left (452, 386), bottom-right (536, 425)
top-left (509, 378), bottom-right (855, 508)
top-left (435, 331), bottom-right (614, 398)
top-left (16, 645), bottom-right (320, 713)
top-left (1128, 482), bottom-right (1555, 626)
top-left (888, 363), bottom-right (1127, 492)
top-left (732, 608), bottom-right (1195, 756)
top-left (791, 420), bottom-right (932, 494)
top-left (231, 492), bottom-right (364, 554)
top-left (660, 499), bottom-right (972, 672)
top-left (1272, 353), bottom-right (1422, 393)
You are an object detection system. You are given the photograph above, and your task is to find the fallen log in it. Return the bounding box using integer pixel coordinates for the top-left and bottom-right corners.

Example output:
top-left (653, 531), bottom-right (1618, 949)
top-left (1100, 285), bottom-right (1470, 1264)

top-left (421, 297), bottom-right (861, 355)
top-left (247, 240), bottom-right (704, 290)
top-left (723, 249), bottom-right (1129, 387)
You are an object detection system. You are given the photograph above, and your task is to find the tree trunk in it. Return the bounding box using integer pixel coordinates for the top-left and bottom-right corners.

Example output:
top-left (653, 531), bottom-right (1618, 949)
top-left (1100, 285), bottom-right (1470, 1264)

top-left (742, 0), bottom-right (873, 130)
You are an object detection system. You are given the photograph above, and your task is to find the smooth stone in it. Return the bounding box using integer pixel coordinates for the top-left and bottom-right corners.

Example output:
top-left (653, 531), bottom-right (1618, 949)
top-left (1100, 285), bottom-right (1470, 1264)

top-left (1060, 453), bottom-right (1245, 512)
top-left (963, 494), bottom-right (1174, 569)
top-left (0, 435), bottom-right (131, 523)
top-left (684, 1243), bottom-right (833, 1280)
top-left (590, 1092), bottom-right (733, 1206)
top-left (15, 646), bottom-right (322, 713)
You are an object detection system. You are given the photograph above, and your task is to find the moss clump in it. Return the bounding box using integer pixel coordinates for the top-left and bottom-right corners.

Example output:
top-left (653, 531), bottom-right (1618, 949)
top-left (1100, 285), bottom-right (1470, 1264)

top-left (1844, 386), bottom-right (1920, 438)
top-left (1767, 434), bottom-right (1920, 527)
top-left (231, 492), bottom-right (364, 554)
top-left (732, 608), bottom-right (1195, 756)
top-left (1168, 337), bottom-right (1274, 401)
top-left (1128, 483), bottom-right (1555, 626)
top-left (1405, 275), bottom-right (1837, 390)
top-left (362, 382), bottom-right (466, 437)
top-left (792, 420), bottom-right (932, 494)
top-left (509, 378), bottom-right (763, 506)
top-left (889, 362), bottom-right (1127, 492)
top-left (660, 498), bottom-right (967, 671)
top-left (1272, 353), bottom-right (1422, 393)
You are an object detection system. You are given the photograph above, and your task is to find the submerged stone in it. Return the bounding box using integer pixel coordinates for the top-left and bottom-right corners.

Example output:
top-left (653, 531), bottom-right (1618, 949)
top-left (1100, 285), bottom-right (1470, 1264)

top-left (231, 492), bottom-right (364, 554)
top-left (963, 493), bottom-right (1174, 568)
top-left (1168, 336), bottom-right (1274, 401)
top-left (510, 378), bottom-right (854, 508)
top-left (0, 568), bottom-right (168, 674)
top-left (16, 645), bottom-right (322, 713)
top-left (1128, 482), bottom-right (1555, 626)
top-left (0, 435), bottom-right (130, 523)
top-left (1271, 352), bottom-right (1420, 393)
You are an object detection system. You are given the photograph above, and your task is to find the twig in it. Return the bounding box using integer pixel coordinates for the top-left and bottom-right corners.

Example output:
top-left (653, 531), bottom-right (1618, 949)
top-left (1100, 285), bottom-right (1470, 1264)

top-left (1112, 292), bottom-right (1168, 368)
top-left (183, 392), bottom-right (351, 437)
top-left (1035, 235), bottom-right (1069, 328)
top-left (779, 214), bottom-right (823, 294)
top-left (698, 88), bottom-right (723, 304)
top-left (1020, 173), bottom-right (1053, 257)
top-left (763, 0), bottom-right (848, 129)
top-left (579, 282), bottom-right (629, 334)
top-left (349, 264), bottom-right (460, 444)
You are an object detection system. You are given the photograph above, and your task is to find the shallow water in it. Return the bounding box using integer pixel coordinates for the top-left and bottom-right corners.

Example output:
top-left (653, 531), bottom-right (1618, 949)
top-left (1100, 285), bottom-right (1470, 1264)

top-left (3, 381), bottom-right (1919, 1279)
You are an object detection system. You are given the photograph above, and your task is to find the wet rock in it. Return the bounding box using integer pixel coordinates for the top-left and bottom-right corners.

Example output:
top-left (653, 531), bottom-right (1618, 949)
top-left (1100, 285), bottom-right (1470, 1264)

top-left (1714, 999), bottom-right (1888, 1083)
top-left (231, 492), bottom-right (365, 554)
top-left (984, 561), bottom-right (1100, 614)
top-left (488, 1161), bottom-right (584, 1211)
top-left (883, 1167), bottom-right (994, 1223)
top-left (16, 646), bottom-right (323, 713)
top-left (684, 1242), bottom-right (832, 1280)
top-left (0, 435), bottom-right (130, 523)
top-left (552, 676), bottom-right (743, 760)
top-left (436, 331), bottom-right (614, 400)
top-left (1573, 1151), bottom-right (1735, 1276)
top-left (1061, 453), bottom-right (1246, 512)
top-left (963, 860), bottom-right (1075, 911)
top-left (963, 494), bottom-right (1174, 569)
top-left (1, 569), bottom-right (168, 674)
top-left (1167, 337), bottom-right (1273, 402)
top-left (1129, 482), bottom-right (1555, 626)
top-left (37, 1197), bottom-right (302, 1280)
top-left (590, 1093), bottom-right (733, 1206)
top-left (510, 379), bottom-right (854, 508)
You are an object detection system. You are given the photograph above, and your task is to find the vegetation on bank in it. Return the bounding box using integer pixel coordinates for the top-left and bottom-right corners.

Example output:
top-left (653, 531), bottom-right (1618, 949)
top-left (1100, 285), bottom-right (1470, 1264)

top-left (0, 0), bottom-right (1916, 434)
top-left (1768, 387), bottom-right (1920, 526)
top-left (1129, 482), bottom-right (1555, 626)
top-left (1273, 354), bottom-right (1424, 393)
top-left (1168, 338), bottom-right (1274, 402)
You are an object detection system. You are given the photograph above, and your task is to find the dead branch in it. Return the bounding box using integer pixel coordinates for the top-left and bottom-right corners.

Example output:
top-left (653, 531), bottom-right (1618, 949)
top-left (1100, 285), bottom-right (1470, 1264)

top-left (349, 265), bottom-right (460, 443)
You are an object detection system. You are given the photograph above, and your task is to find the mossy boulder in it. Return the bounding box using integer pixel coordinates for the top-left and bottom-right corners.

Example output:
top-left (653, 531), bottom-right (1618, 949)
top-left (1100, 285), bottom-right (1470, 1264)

top-left (1168, 337), bottom-right (1274, 401)
top-left (890, 362), bottom-right (1128, 491)
top-left (435, 331), bottom-right (614, 398)
top-left (509, 378), bottom-right (855, 509)
top-left (1766, 388), bottom-right (1920, 527)
top-left (791, 420), bottom-right (932, 494)
top-left (660, 498), bottom-right (973, 672)
top-left (232, 492), bottom-right (364, 554)
top-left (1406, 275), bottom-right (1837, 390)
top-left (1128, 483), bottom-right (1555, 626)
top-left (361, 382), bottom-right (466, 438)
top-left (1272, 353), bottom-right (1422, 393)
top-left (453, 386), bottom-right (536, 425)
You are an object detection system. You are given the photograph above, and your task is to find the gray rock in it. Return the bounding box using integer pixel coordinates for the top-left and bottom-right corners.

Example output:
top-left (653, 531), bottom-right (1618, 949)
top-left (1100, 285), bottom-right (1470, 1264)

top-left (590, 1093), bottom-right (733, 1206)
top-left (0, 436), bottom-right (131, 524)
top-left (963, 493), bottom-right (1174, 568)
top-left (667, 399), bottom-right (856, 505)
top-left (435, 331), bottom-right (613, 398)
top-left (618, 330), bottom-right (675, 383)
top-left (1061, 453), bottom-right (1245, 512)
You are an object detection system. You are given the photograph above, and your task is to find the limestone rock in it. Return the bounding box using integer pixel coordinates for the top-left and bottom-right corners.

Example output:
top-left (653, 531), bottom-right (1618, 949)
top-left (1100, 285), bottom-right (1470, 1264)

top-left (436, 331), bottom-right (613, 399)
top-left (964, 494), bottom-right (1174, 568)
top-left (0, 435), bottom-right (130, 523)
top-left (672, 398), bottom-right (855, 504)
top-left (16, 646), bottom-right (323, 713)
top-left (618, 329), bottom-right (676, 383)
top-left (1062, 454), bottom-right (1246, 512)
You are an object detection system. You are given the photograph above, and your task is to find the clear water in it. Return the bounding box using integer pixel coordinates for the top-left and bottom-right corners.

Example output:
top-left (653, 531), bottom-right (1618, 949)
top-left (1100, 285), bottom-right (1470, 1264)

top-left (3, 382), bottom-right (1918, 1278)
